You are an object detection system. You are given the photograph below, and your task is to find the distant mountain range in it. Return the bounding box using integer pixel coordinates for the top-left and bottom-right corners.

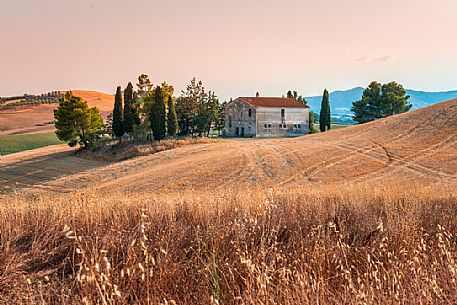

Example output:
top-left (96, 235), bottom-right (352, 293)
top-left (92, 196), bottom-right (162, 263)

top-left (305, 87), bottom-right (457, 123)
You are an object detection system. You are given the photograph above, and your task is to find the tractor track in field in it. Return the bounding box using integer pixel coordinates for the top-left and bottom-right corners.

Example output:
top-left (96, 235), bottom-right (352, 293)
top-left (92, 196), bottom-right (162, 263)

top-left (276, 129), bottom-right (416, 186)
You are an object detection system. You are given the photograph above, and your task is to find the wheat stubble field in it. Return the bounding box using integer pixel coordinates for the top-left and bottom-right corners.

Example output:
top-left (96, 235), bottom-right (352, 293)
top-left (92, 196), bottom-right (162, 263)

top-left (1, 100), bottom-right (457, 304)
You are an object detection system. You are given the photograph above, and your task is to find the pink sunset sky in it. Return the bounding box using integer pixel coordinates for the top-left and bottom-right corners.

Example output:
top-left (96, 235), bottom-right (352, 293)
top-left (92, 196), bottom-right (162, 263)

top-left (1, 0), bottom-right (456, 101)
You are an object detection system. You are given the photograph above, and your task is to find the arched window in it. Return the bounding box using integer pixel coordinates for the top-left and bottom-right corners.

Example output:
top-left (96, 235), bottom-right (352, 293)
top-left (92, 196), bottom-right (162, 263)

top-left (248, 109), bottom-right (252, 117)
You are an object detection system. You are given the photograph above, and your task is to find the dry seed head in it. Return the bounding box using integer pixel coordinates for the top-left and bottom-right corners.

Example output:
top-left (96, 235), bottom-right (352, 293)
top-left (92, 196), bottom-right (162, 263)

top-left (65, 231), bottom-right (75, 239)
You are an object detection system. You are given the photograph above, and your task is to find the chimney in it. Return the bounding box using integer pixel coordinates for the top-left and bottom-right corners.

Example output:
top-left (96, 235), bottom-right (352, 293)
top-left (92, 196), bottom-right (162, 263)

top-left (256, 92), bottom-right (260, 98)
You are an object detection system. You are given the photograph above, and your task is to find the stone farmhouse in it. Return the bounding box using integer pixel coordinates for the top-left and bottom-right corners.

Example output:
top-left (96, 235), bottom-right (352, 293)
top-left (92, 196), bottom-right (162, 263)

top-left (224, 93), bottom-right (310, 137)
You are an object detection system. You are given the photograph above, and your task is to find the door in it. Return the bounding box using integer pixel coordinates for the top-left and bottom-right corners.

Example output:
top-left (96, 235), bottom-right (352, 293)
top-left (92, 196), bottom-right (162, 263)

top-left (241, 127), bottom-right (245, 137)
top-left (235, 127), bottom-right (239, 136)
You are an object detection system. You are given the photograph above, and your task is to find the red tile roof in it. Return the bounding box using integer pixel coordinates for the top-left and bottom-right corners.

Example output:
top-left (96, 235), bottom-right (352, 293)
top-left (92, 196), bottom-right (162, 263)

top-left (240, 97), bottom-right (309, 108)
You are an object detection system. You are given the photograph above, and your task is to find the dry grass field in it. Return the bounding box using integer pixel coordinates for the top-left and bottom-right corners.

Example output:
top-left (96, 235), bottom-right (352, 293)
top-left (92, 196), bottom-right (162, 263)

top-left (1, 99), bottom-right (457, 304)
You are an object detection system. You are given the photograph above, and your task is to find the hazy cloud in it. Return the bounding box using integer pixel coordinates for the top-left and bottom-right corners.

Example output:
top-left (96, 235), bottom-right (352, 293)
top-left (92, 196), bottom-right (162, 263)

top-left (340, 50), bottom-right (393, 63)
top-left (354, 56), bottom-right (369, 62)
top-left (375, 55), bottom-right (391, 62)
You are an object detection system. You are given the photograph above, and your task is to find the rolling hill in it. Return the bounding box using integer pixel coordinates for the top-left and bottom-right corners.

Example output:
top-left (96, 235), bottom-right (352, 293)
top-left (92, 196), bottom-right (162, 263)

top-left (0, 90), bottom-right (114, 135)
top-left (2, 98), bottom-right (456, 196)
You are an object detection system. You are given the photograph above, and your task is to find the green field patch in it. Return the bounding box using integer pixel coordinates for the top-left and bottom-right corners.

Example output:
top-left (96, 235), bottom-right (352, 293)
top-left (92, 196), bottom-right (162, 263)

top-left (313, 123), bottom-right (352, 133)
top-left (0, 132), bottom-right (63, 155)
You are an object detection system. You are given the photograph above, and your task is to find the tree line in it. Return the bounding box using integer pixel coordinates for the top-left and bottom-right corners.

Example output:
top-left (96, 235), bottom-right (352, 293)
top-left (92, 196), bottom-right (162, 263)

top-left (53, 75), bottom-right (224, 148)
top-left (111, 75), bottom-right (221, 141)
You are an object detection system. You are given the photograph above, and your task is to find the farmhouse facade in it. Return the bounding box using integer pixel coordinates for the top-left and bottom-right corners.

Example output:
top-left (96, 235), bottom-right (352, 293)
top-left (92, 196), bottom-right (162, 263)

top-left (224, 94), bottom-right (310, 137)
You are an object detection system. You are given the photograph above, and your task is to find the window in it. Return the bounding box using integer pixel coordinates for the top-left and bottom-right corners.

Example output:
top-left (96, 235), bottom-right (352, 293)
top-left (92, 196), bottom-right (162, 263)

top-left (229, 115), bottom-right (232, 128)
top-left (280, 123), bottom-right (286, 129)
top-left (281, 109), bottom-right (285, 118)
top-left (248, 109), bottom-right (252, 117)
top-left (264, 124), bottom-right (267, 128)
top-left (268, 124), bottom-right (272, 128)
top-left (297, 124), bottom-right (301, 129)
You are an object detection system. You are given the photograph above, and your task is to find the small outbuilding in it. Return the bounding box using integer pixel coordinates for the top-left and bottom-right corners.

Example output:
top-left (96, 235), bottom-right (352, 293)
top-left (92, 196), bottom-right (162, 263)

top-left (224, 93), bottom-right (310, 137)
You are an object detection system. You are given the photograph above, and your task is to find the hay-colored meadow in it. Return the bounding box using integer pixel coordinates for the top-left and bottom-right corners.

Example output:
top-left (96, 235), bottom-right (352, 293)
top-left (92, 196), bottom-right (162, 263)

top-left (0, 99), bottom-right (456, 304)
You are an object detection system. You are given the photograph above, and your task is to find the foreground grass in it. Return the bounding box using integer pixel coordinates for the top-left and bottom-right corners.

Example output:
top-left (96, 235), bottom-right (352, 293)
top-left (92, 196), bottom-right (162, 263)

top-left (1, 186), bottom-right (456, 304)
top-left (0, 132), bottom-right (62, 155)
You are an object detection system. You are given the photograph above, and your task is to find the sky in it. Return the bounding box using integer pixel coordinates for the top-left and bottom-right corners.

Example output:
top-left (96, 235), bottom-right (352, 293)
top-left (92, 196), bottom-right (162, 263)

top-left (1, 0), bottom-right (457, 101)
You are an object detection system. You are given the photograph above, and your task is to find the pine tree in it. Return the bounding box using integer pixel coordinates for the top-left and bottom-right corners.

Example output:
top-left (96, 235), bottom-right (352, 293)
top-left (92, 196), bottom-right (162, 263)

top-left (380, 82), bottom-right (412, 117)
top-left (149, 86), bottom-right (166, 141)
top-left (351, 81), bottom-right (411, 124)
top-left (54, 92), bottom-right (103, 148)
top-left (319, 89), bottom-right (331, 132)
top-left (123, 82), bottom-right (135, 133)
top-left (177, 78), bottom-right (206, 137)
top-left (112, 86), bottom-right (124, 138)
top-left (167, 96), bottom-right (178, 137)
top-left (136, 74), bottom-right (153, 98)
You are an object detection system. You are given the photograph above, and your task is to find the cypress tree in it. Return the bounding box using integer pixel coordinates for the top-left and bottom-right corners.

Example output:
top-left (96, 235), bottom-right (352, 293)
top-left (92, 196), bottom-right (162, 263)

top-left (319, 89), bottom-right (331, 132)
top-left (308, 111), bottom-right (316, 134)
top-left (123, 82), bottom-right (135, 133)
top-left (132, 91), bottom-right (141, 125)
top-left (149, 86), bottom-right (166, 141)
top-left (112, 86), bottom-right (124, 138)
top-left (208, 91), bottom-right (219, 136)
top-left (167, 96), bottom-right (178, 137)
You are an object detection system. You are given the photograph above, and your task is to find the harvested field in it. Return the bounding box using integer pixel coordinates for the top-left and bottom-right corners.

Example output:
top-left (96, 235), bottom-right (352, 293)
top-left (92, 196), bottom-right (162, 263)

top-left (0, 99), bottom-right (456, 304)
top-left (0, 144), bottom-right (109, 194)
top-left (2, 99), bottom-right (455, 196)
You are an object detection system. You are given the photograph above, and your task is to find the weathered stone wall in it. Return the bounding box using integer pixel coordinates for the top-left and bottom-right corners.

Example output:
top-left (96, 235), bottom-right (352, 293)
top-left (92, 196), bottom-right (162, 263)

top-left (256, 107), bottom-right (309, 137)
top-left (224, 98), bottom-right (309, 138)
top-left (224, 98), bottom-right (256, 137)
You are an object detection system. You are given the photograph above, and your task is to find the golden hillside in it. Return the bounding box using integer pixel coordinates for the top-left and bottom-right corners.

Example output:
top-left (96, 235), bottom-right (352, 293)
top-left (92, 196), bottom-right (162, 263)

top-left (0, 90), bottom-right (114, 135)
top-left (2, 99), bottom-right (456, 195)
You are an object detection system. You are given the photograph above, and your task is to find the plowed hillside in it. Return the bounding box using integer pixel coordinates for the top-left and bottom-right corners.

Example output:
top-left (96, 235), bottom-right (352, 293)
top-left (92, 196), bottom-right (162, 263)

top-left (71, 90), bottom-right (114, 113)
top-left (2, 99), bottom-right (456, 196)
top-left (0, 90), bottom-right (114, 135)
